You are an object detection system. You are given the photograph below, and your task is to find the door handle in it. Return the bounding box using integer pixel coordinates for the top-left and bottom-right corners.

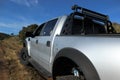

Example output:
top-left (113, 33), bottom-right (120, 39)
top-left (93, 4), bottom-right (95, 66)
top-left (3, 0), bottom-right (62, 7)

top-left (46, 41), bottom-right (51, 47)
top-left (36, 40), bottom-right (38, 44)
top-left (28, 38), bottom-right (30, 41)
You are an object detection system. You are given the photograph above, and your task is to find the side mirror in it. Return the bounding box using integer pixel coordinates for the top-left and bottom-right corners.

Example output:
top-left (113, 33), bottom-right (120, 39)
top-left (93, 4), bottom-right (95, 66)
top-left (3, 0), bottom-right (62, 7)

top-left (25, 32), bottom-right (34, 37)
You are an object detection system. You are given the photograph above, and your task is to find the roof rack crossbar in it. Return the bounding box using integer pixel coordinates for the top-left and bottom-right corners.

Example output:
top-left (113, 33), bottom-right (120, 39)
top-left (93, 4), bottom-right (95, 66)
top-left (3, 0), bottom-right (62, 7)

top-left (72, 5), bottom-right (109, 21)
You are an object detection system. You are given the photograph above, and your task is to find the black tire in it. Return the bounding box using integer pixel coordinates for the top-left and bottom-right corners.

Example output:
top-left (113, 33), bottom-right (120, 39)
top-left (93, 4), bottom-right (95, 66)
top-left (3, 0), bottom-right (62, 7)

top-left (56, 75), bottom-right (81, 80)
top-left (20, 48), bottom-right (30, 65)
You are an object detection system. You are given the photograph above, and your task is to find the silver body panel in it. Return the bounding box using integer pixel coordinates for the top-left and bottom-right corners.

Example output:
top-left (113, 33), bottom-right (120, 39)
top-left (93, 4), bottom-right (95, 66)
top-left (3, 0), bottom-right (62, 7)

top-left (26, 16), bottom-right (120, 80)
top-left (53, 36), bottom-right (120, 80)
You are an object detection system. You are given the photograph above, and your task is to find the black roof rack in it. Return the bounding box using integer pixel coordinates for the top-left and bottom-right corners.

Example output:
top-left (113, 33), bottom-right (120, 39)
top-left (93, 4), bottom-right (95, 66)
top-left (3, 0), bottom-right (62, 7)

top-left (72, 5), bottom-right (109, 21)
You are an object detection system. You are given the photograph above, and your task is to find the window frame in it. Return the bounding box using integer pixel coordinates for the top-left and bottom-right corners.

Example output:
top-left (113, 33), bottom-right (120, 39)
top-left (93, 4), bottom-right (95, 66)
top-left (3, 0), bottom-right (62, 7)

top-left (40, 18), bottom-right (58, 36)
top-left (32, 23), bottom-right (46, 37)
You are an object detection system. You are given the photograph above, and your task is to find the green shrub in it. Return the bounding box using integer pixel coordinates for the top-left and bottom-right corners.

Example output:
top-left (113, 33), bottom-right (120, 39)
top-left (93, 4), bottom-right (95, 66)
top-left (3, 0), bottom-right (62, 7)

top-left (19, 24), bottom-right (38, 41)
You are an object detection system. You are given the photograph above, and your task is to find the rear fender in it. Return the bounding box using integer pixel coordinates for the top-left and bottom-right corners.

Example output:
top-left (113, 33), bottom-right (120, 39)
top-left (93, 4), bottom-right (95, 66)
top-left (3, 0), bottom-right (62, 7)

top-left (53, 48), bottom-right (100, 80)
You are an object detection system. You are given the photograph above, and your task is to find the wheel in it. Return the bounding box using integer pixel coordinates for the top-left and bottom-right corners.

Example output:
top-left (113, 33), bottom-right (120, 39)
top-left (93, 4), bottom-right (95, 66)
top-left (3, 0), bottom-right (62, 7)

top-left (20, 48), bottom-right (30, 65)
top-left (56, 67), bottom-right (85, 80)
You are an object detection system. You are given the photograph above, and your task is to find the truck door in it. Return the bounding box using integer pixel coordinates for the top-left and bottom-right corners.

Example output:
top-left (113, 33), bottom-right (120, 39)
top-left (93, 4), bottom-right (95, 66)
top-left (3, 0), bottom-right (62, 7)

top-left (30, 23), bottom-right (45, 59)
top-left (32, 19), bottom-right (58, 71)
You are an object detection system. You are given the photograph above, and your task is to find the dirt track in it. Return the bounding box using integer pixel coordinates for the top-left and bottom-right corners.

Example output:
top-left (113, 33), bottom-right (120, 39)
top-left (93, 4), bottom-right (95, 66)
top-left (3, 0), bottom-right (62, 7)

top-left (0, 37), bottom-right (45, 80)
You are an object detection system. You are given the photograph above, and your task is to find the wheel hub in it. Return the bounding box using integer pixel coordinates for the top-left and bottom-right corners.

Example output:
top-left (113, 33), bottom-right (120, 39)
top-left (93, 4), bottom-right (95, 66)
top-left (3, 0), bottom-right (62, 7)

top-left (72, 67), bottom-right (85, 80)
top-left (72, 68), bottom-right (80, 77)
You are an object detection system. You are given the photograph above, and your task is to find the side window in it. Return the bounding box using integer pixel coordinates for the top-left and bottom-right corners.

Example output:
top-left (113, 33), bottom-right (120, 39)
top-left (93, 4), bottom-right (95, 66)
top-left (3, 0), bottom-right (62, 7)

top-left (84, 18), bottom-right (106, 34)
top-left (93, 21), bottom-right (106, 34)
top-left (72, 17), bottom-right (84, 35)
top-left (33, 23), bottom-right (45, 36)
top-left (40, 19), bottom-right (58, 36)
top-left (61, 16), bottom-right (84, 35)
top-left (84, 18), bottom-right (94, 34)
top-left (61, 16), bottom-right (106, 35)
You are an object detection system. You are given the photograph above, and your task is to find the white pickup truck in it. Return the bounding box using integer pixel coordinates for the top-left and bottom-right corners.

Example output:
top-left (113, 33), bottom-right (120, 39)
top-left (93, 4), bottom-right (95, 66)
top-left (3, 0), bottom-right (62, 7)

top-left (20, 5), bottom-right (120, 80)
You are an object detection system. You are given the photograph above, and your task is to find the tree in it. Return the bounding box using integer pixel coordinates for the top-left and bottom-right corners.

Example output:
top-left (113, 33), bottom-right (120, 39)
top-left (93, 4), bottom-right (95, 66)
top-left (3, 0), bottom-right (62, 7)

top-left (19, 24), bottom-right (38, 41)
top-left (11, 33), bottom-right (14, 36)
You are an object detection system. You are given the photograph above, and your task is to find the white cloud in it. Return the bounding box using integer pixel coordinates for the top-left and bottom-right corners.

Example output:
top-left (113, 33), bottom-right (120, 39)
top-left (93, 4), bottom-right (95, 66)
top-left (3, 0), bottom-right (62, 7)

top-left (10, 0), bottom-right (38, 7)
top-left (0, 22), bottom-right (29, 29)
top-left (0, 22), bottom-right (30, 34)
top-left (0, 21), bottom-right (39, 34)
top-left (29, 0), bottom-right (38, 6)
top-left (0, 23), bottom-right (17, 28)
top-left (17, 15), bottom-right (28, 21)
top-left (16, 15), bottom-right (39, 24)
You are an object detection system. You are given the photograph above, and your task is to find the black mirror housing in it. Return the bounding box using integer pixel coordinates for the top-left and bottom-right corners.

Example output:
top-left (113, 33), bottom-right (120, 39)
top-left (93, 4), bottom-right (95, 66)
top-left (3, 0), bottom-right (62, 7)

top-left (25, 32), bottom-right (34, 37)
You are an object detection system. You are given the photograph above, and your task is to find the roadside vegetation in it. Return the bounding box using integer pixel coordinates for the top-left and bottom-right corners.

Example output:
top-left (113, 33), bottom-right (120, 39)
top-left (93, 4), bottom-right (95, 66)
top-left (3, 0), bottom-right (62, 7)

top-left (0, 36), bottom-right (45, 80)
top-left (19, 24), bottom-right (38, 41)
top-left (112, 23), bottom-right (120, 33)
top-left (0, 24), bottom-right (44, 80)
top-left (0, 33), bottom-right (10, 40)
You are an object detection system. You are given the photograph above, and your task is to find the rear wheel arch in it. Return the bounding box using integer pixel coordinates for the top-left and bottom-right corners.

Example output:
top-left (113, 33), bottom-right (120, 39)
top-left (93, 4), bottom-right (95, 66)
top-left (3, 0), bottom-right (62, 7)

top-left (52, 48), bottom-right (100, 80)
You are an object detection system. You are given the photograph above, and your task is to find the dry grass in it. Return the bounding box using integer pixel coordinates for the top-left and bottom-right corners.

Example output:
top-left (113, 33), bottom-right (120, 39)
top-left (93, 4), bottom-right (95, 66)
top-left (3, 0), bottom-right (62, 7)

top-left (0, 37), bottom-right (45, 80)
top-left (112, 23), bottom-right (120, 33)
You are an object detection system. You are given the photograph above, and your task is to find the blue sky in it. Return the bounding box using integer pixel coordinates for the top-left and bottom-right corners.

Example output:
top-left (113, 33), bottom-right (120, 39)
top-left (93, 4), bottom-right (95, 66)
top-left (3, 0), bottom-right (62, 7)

top-left (0, 0), bottom-right (120, 34)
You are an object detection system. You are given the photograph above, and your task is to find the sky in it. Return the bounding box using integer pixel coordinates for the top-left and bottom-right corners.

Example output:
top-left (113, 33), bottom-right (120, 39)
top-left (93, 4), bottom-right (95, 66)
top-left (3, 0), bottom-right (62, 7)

top-left (0, 0), bottom-right (120, 34)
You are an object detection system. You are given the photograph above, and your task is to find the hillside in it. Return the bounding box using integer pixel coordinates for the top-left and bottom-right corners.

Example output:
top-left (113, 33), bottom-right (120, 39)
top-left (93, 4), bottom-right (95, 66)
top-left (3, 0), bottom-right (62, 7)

top-left (0, 33), bottom-right (10, 40)
top-left (0, 37), bottom-right (45, 80)
top-left (112, 23), bottom-right (120, 33)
